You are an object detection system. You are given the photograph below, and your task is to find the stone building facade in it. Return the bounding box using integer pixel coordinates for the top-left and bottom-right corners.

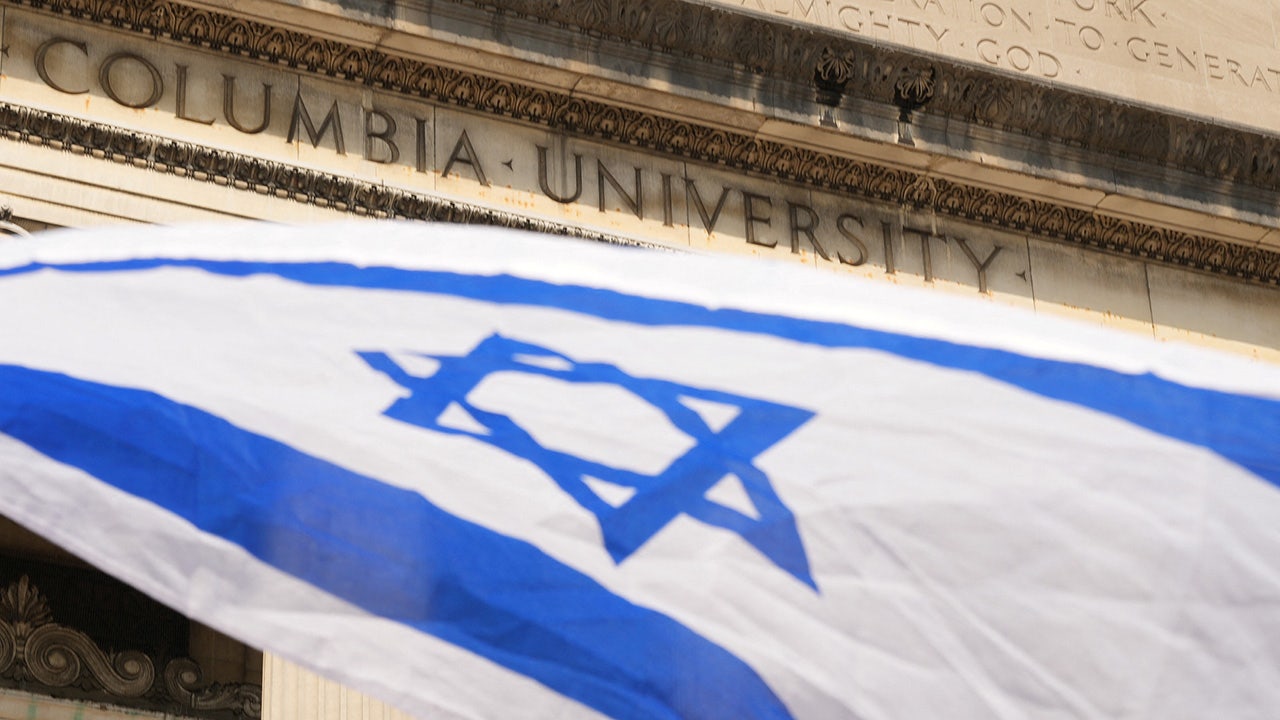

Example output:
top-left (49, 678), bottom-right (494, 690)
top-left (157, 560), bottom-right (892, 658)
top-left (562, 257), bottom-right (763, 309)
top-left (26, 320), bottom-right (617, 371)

top-left (1, 0), bottom-right (1279, 716)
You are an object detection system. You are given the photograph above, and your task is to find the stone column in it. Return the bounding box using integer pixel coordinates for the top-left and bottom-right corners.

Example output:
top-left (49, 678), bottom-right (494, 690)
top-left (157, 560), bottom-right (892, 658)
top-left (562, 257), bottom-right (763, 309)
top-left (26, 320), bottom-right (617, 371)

top-left (262, 654), bottom-right (413, 720)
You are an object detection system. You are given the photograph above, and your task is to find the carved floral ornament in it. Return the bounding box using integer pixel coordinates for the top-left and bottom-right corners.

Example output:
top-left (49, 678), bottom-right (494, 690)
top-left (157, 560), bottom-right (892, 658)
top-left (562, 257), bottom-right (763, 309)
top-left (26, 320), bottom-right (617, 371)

top-left (813, 47), bottom-right (856, 107)
top-left (3, 0), bottom-right (1280, 286)
top-left (0, 575), bottom-right (261, 718)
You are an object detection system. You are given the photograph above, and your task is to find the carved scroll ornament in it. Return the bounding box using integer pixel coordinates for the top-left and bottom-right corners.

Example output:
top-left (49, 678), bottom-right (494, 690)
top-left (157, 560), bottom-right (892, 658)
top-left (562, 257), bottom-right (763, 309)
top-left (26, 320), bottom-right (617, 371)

top-left (166, 658), bottom-right (263, 718)
top-left (0, 576), bottom-right (261, 719)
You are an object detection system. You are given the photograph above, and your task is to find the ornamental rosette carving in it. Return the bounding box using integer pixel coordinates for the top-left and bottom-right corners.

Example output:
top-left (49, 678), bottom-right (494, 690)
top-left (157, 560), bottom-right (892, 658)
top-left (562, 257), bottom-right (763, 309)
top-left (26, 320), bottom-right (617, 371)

top-left (1052, 97), bottom-right (1094, 145)
top-left (0, 575), bottom-right (52, 631)
top-left (649, 4), bottom-right (686, 46)
top-left (893, 64), bottom-right (936, 114)
top-left (731, 23), bottom-right (773, 73)
top-left (901, 176), bottom-right (937, 207)
top-left (813, 47), bottom-right (855, 107)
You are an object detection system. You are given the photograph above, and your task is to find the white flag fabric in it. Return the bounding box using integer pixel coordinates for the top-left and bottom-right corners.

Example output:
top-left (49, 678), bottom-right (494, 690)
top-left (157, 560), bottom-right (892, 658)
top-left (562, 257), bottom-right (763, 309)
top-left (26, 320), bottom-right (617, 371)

top-left (1, 222), bottom-right (1279, 720)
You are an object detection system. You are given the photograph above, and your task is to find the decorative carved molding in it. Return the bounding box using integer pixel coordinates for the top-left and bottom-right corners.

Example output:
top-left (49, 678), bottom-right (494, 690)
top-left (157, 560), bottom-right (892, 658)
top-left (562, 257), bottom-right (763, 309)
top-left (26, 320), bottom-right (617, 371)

top-left (472, 0), bottom-right (1280, 193)
top-left (813, 47), bottom-right (855, 107)
top-left (0, 576), bottom-right (155, 697)
top-left (0, 576), bottom-right (261, 719)
top-left (3, 97), bottom-right (1277, 285)
top-left (0, 101), bottom-right (661, 249)
top-left (1, 0), bottom-right (1279, 284)
top-left (0, 206), bottom-right (27, 237)
top-left (893, 63), bottom-right (936, 121)
top-left (166, 658), bottom-right (263, 718)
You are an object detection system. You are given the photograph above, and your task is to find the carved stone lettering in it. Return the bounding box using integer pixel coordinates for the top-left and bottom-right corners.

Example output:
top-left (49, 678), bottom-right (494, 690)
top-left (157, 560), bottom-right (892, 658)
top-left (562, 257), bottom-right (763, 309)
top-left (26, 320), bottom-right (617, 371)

top-left (835, 214), bottom-right (869, 266)
top-left (661, 173), bottom-right (676, 227)
top-left (742, 191), bottom-right (775, 247)
top-left (99, 53), bottom-right (164, 109)
top-left (363, 109), bottom-right (399, 164)
top-left (881, 221), bottom-right (897, 275)
top-left (442, 129), bottom-right (488, 185)
top-left (223, 75), bottom-right (272, 134)
top-left (597, 160), bottom-right (643, 219)
top-left (954, 237), bottom-right (1003, 293)
top-left (788, 202), bottom-right (829, 260)
top-left (175, 65), bottom-right (214, 125)
top-left (902, 226), bottom-right (942, 282)
top-left (686, 179), bottom-right (732, 234)
top-left (34, 38), bottom-right (87, 95)
top-left (415, 118), bottom-right (431, 173)
top-left (288, 94), bottom-right (345, 154)
top-left (537, 146), bottom-right (584, 203)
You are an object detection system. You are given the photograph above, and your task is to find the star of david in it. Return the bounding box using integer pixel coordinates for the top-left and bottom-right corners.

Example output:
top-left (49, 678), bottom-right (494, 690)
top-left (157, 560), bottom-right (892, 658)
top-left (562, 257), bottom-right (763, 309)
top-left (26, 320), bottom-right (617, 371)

top-left (360, 334), bottom-right (817, 589)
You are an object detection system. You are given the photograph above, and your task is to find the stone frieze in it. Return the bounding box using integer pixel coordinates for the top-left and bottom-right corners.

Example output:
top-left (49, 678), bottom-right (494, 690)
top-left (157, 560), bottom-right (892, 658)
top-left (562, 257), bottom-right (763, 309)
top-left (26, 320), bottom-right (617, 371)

top-left (2, 0), bottom-right (1280, 285)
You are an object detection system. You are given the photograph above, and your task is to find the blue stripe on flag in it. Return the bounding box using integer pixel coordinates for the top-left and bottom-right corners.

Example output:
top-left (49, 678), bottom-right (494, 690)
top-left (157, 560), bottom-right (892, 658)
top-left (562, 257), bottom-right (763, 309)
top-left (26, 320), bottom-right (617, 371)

top-left (0, 364), bottom-right (794, 720)
top-left (4, 257), bottom-right (1279, 488)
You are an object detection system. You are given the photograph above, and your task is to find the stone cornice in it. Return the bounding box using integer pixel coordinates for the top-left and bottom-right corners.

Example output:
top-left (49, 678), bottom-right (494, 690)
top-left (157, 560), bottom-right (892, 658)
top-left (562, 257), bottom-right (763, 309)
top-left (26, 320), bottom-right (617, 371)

top-left (470, 0), bottom-right (1280, 195)
top-left (4, 0), bottom-right (1280, 286)
top-left (0, 102), bottom-right (664, 248)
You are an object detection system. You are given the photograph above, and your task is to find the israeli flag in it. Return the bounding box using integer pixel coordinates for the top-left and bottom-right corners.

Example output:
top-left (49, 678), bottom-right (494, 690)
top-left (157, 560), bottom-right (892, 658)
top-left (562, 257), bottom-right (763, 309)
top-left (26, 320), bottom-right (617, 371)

top-left (0, 222), bottom-right (1278, 719)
